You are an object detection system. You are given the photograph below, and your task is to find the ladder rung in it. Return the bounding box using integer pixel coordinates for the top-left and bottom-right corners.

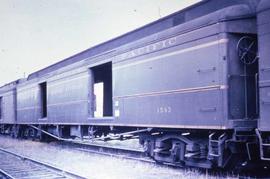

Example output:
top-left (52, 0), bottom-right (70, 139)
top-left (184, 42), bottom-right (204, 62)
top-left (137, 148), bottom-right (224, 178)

top-left (209, 153), bottom-right (220, 157)
top-left (262, 156), bottom-right (270, 161)
top-left (210, 140), bottom-right (219, 143)
top-left (185, 152), bottom-right (200, 158)
top-left (236, 134), bottom-right (257, 137)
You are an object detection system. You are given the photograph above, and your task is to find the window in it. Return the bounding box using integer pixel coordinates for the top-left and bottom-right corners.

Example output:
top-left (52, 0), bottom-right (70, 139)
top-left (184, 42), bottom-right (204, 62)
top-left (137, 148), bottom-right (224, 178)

top-left (40, 82), bottom-right (47, 118)
top-left (90, 62), bottom-right (113, 117)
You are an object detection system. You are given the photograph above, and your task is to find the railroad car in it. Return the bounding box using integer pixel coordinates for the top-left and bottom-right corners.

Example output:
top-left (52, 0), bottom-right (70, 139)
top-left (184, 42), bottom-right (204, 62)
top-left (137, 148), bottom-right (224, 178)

top-left (0, 0), bottom-right (270, 169)
top-left (255, 0), bottom-right (270, 162)
top-left (0, 82), bottom-right (16, 125)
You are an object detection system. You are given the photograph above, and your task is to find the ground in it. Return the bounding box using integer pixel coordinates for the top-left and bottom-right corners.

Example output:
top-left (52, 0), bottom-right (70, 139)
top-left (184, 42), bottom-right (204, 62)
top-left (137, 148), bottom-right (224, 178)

top-left (0, 136), bottom-right (236, 179)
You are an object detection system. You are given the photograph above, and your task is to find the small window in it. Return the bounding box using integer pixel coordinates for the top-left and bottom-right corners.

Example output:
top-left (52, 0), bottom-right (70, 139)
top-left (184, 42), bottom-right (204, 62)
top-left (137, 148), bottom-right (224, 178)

top-left (40, 82), bottom-right (47, 118)
top-left (0, 97), bottom-right (2, 119)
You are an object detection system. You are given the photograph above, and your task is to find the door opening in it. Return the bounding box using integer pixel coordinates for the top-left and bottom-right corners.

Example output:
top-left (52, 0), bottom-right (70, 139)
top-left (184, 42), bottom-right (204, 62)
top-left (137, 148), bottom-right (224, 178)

top-left (40, 82), bottom-right (47, 118)
top-left (0, 97), bottom-right (2, 120)
top-left (90, 62), bottom-right (112, 117)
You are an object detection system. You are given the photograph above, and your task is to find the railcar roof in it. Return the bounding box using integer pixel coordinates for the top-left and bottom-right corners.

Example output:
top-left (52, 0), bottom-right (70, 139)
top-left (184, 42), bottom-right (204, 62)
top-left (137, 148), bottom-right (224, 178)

top-left (114, 4), bottom-right (256, 55)
top-left (0, 79), bottom-right (24, 93)
top-left (27, 0), bottom-right (260, 80)
top-left (257, 0), bottom-right (270, 12)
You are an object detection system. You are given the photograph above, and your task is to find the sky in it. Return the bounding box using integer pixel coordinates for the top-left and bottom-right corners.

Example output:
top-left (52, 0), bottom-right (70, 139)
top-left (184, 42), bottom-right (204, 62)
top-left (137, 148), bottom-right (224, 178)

top-left (0, 0), bottom-right (200, 86)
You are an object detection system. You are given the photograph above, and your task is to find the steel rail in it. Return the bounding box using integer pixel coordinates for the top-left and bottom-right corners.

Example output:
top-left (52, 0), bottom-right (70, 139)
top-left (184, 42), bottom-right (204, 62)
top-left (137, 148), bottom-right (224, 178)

top-left (58, 140), bottom-right (154, 163)
top-left (28, 124), bottom-right (156, 164)
top-left (0, 147), bottom-right (87, 179)
top-left (0, 168), bottom-right (15, 179)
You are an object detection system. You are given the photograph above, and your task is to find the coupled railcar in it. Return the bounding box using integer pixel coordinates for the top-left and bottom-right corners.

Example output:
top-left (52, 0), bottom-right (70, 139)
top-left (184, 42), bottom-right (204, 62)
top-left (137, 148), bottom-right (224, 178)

top-left (255, 0), bottom-right (270, 162)
top-left (0, 81), bottom-right (17, 124)
top-left (0, 0), bottom-right (270, 169)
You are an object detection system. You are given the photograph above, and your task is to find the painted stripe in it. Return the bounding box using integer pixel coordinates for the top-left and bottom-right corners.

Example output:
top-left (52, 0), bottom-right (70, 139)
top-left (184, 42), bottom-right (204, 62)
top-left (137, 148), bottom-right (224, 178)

top-left (38, 118), bottom-right (48, 121)
top-left (17, 74), bottom-right (88, 92)
top-left (0, 91), bottom-right (15, 96)
top-left (17, 106), bottom-right (40, 111)
top-left (48, 99), bottom-right (88, 107)
top-left (17, 87), bottom-right (38, 93)
top-left (48, 74), bottom-right (88, 88)
top-left (113, 38), bottom-right (228, 70)
top-left (114, 85), bottom-right (227, 99)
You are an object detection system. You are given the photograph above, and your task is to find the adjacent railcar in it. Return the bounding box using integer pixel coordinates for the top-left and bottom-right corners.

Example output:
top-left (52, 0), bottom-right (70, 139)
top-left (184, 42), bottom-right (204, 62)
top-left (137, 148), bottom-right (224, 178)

top-left (16, 67), bottom-right (90, 124)
top-left (257, 0), bottom-right (270, 131)
top-left (255, 0), bottom-right (270, 161)
top-left (0, 82), bottom-right (17, 124)
top-left (0, 80), bottom-right (21, 135)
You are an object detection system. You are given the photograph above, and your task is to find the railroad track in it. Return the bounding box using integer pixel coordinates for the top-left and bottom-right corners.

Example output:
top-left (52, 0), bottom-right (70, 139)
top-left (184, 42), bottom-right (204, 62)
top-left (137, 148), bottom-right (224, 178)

top-left (58, 141), bottom-right (270, 179)
top-left (0, 147), bottom-right (86, 179)
top-left (59, 140), bottom-right (155, 164)
top-left (29, 125), bottom-right (155, 164)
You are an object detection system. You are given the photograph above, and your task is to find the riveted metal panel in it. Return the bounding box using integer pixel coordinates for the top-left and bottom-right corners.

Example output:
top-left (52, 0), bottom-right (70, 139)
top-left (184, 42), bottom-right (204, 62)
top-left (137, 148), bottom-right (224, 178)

top-left (114, 35), bottom-right (221, 97)
top-left (259, 87), bottom-right (270, 131)
top-left (0, 90), bottom-right (16, 124)
top-left (114, 88), bottom-right (224, 128)
top-left (258, 33), bottom-right (270, 87)
top-left (112, 30), bottom-right (228, 128)
top-left (17, 85), bottom-right (41, 123)
top-left (47, 70), bottom-right (89, 123)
